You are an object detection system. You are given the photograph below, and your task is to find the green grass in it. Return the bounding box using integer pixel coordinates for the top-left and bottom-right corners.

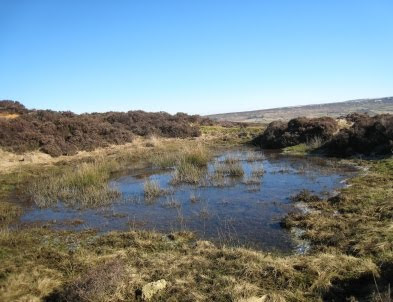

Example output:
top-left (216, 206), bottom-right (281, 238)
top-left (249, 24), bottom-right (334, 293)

top-left (282, 137), bottom-right (324, 155)
top-left (201, 125), bottom-right (263, 144)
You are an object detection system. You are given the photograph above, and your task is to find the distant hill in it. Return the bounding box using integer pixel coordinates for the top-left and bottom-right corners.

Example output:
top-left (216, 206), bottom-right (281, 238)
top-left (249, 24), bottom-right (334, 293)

top-left (208, 96), bottom-right (393, 123)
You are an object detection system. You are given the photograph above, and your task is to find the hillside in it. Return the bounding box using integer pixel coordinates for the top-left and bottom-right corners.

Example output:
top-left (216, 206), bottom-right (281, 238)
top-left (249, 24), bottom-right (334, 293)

top-left (209, 96), bottom-right (393, 123)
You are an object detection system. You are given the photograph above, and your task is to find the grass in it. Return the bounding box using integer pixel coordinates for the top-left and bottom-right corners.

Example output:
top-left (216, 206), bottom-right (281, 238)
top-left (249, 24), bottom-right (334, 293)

top-left (167, 144), bottom-right (212, 185)
top-left (1, 135), bottom-right (393, 300)
top-left (28, 159), bottom-right (121, 207)
top-left (282, 157), bottom-right (393, 299)
top-left (282, 136), bottom-right (324, 155)
top-left (0, 227), bottom-right (380, 302)
top-left (251, 163), bottom-right (264, 176)
top-left (22, 140), bottom-right (213, 207)
top-left (200, 125), bottom-right (262, 145)
top-left (151, 143), bottom-right (212, 169)
top-left (143, 179), bottom-right (166, 200)
top-left (245, 150), bottom-right (265, 162)
top-left (171, 160), bottom-right (206, 184)
top-left (214, 161), bottom-right (245, 177)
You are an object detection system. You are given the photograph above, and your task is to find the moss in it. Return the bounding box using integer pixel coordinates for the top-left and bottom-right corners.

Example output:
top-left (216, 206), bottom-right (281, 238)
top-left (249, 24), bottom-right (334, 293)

top-left (282, 143), bottom-right (310, 155)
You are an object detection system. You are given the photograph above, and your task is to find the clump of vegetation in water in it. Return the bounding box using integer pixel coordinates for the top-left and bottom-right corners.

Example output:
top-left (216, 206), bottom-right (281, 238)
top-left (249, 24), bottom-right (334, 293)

top-left (28, 159), bottom-right (121, 207)
top-left (171, 160), bottom-right (206, 184)
top-left (214, 160), bottom-right (244, 177)
top-left (250, 163), bottom-right (264, 176)
top-left (168, 145), bottom-right (212, 185)
top-left (143, 179), bottom-right (166, 200)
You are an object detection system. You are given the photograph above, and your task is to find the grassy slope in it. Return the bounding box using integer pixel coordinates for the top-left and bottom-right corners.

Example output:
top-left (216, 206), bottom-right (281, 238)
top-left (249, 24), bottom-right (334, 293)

top-left (0, 130), bottom-right (392, 301)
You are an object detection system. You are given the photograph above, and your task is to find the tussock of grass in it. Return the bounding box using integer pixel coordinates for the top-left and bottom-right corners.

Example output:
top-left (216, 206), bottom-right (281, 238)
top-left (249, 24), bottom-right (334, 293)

top-left (251, 163), bottom-right (264, 176)
top-left (242, 176), bottom-right (261, 185)
top-left (171, 160), bottom-right (206, 184)
top-left (162, 196), bottom-right (181, 208)
top-left (214, 161), bottom-right (244, 177)
top-left (165, 144), bottom-right (212, 185)
top-left (150, 143), bottom-right (212, 169)
top-left (143, 179), bottom-right (166, 200)
top-left (28, 159), bottom-right (120, 207)
top-left (245, 151), bottom-right (265, 162)
top-left (223, 154), bottom-right (240, 165)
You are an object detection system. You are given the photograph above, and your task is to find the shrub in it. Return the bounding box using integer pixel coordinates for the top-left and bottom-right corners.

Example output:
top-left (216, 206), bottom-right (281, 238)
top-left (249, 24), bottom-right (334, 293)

top-left (0, 100), bottom-right (211, 157)
top-left (321, 113), bottom-right (393, 157)
top-left (252, 117), bottom-right (339, 149)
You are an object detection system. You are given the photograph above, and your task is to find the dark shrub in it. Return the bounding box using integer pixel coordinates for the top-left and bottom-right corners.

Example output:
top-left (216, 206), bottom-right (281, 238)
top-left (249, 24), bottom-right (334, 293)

top-left (321, 114), bottom-right (393, 157)
top-left (0, 101), bottom-right (211, 157)
top-left (252, 117), bottom-right (338, 148)
top-left (0, 100), bottom-right (27, 114)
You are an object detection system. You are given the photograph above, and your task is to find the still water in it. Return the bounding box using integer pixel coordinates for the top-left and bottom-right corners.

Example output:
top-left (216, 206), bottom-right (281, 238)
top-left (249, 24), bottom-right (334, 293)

top-left (21, 148), bottom-right (355, 253)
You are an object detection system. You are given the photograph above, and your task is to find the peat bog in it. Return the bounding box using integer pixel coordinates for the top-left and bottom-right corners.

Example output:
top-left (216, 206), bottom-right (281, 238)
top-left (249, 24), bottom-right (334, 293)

top-left (20, 148), bottom-right (355, 252)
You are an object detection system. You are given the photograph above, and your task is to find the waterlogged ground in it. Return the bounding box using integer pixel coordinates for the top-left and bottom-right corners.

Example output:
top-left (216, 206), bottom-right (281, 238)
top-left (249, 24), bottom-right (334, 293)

top-left (21, 149), bottom-right (355, 252)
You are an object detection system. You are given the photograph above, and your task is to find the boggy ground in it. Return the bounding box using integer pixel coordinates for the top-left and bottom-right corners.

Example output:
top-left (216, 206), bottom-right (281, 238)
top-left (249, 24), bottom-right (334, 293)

top-left (0, 127), bottom-right (392, 301)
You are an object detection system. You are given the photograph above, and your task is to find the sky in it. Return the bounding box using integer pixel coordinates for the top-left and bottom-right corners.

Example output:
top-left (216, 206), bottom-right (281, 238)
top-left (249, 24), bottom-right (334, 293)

top-left (1, 1), bottom-right (393, 115)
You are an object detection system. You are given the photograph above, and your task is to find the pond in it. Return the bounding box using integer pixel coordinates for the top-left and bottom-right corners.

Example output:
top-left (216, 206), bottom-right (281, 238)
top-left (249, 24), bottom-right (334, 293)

top-left (20, 148), bottom-right (356, 253)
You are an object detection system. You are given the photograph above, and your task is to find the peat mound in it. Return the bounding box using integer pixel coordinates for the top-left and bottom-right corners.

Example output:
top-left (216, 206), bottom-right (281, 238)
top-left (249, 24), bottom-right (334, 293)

top-left (252, 117), bottom-right (338, 148)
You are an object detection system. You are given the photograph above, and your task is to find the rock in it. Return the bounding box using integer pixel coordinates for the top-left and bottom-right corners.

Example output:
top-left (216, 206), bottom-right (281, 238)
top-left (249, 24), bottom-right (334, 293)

top-left (141, 279), bottom-right (167, 301)
top-left (239, 295), bottom-right (286, 302)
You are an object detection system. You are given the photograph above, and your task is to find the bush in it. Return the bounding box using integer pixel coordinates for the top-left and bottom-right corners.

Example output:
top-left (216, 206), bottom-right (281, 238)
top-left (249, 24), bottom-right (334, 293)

top-left (321, 113), bottom-right (393, 157)
top-left (0, 101), bottom-right (211, 156)
top-left (252, 117), bottom-right (338, 148)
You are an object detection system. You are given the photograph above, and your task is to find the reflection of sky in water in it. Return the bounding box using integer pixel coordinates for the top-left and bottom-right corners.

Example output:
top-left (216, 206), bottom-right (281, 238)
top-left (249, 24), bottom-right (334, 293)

top-left (21, 149), bottom-right (356, 253)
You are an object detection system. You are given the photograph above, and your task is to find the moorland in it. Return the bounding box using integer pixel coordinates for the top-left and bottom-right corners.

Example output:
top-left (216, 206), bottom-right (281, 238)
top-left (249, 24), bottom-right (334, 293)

top-left (0, 100), bottom-right (392, 302)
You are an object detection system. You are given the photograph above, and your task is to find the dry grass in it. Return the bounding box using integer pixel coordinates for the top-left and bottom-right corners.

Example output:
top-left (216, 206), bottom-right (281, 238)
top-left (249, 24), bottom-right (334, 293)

top-left (28, 159), bottom-right (121, 207)
top-left (0, 113), bottom-right (20, 119)
top-left (0, 228), bottom-right (380, 302)
top-left (214, 161), bottom-right (244, 177)
top-left (143, 179), bottom-right (166, 200)
top-left (171, 160), bottom-right (206, 185)
top-left (251, 163), bottom-right (264, 177)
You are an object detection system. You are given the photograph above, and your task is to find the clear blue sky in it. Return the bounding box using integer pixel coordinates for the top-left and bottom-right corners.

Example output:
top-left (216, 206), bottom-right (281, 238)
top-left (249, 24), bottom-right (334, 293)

top-left (1, 1), bottom-right (393, 115)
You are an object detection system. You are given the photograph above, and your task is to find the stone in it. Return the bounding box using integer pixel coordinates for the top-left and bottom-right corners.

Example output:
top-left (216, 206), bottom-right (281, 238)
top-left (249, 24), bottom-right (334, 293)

top-left (141, 279), bottom-right (167, 301)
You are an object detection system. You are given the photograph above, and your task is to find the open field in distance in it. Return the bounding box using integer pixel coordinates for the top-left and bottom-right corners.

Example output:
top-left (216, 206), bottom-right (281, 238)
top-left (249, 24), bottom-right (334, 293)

top-left (209, 96), bottom-right (393, 123)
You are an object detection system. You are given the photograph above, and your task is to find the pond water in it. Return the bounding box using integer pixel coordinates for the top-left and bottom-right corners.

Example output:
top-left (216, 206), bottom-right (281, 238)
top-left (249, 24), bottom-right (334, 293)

top-left (20, 148), bottom-right (355, 253)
